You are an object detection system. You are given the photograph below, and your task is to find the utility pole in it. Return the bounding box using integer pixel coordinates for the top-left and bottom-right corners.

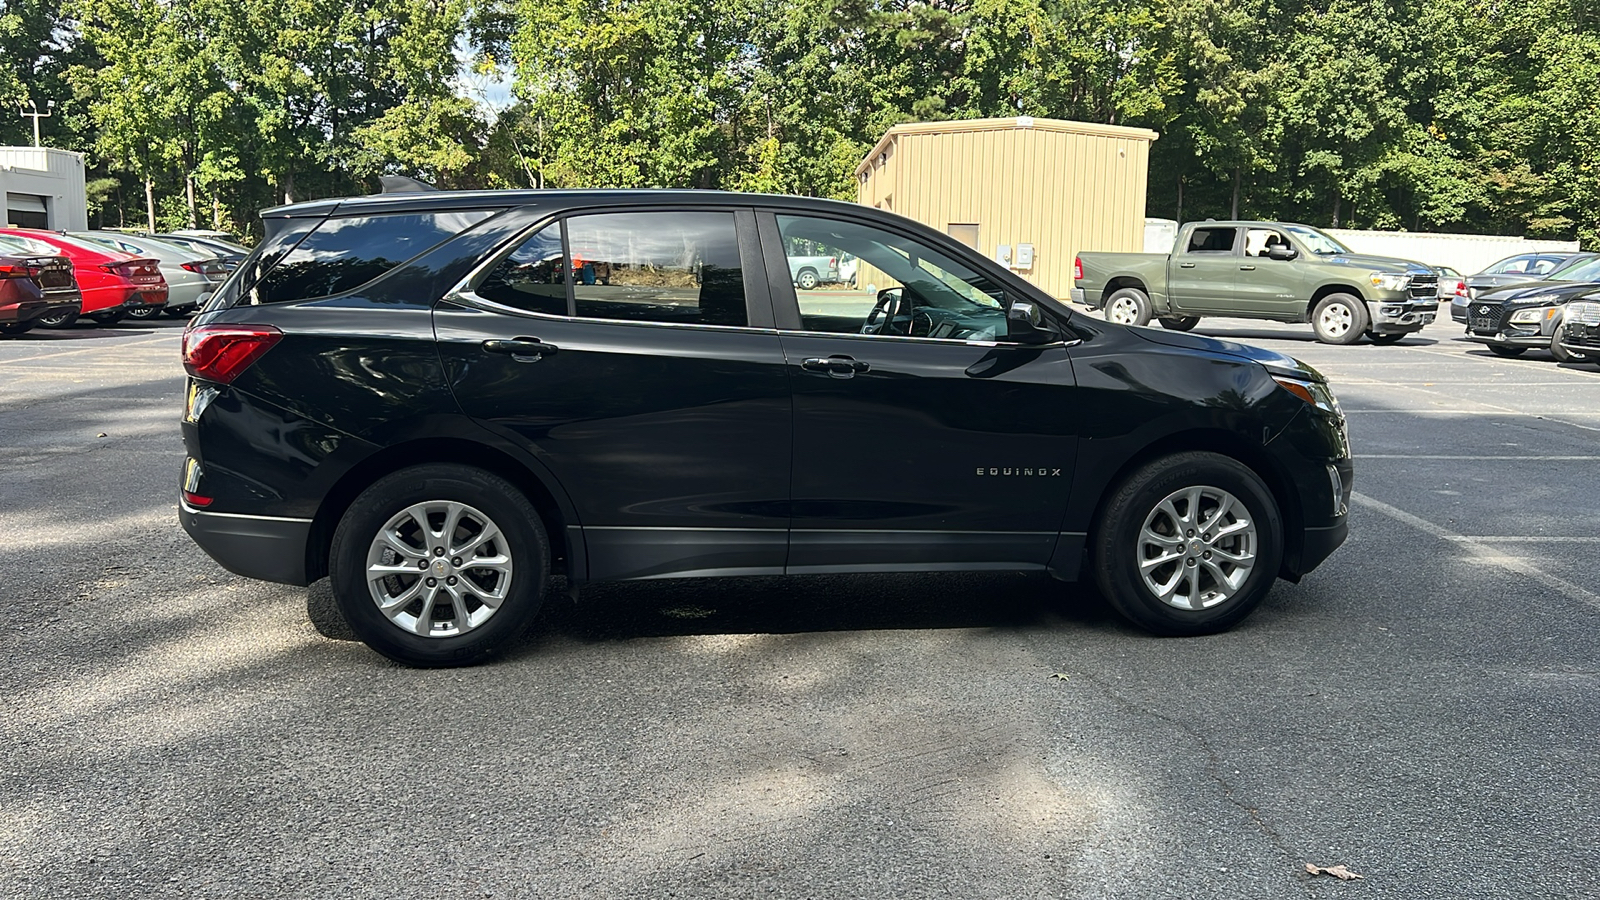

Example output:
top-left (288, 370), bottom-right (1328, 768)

top-left (18, 99), bottom-right (55, 146)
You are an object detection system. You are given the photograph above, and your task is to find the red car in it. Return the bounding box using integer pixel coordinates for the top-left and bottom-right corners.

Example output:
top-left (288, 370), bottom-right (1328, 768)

top-left (0, 229), bottom-right (167, 327)
top-left (0, 235), bottom-right (82, 335)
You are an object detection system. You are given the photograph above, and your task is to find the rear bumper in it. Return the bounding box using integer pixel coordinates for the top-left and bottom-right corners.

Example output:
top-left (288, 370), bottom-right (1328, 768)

top-left (179, 502), bottom-right (312, 585)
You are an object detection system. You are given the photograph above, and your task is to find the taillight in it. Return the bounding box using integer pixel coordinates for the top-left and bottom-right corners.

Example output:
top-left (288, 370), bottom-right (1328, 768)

top-left (0, 263), bottom-right (29, 278)
top-left (180, 260), bottom-right (225, 275)
top-left (1074, 256), bottom-right (1083, 281)
top-left (182, 324), bottom-right (283, 384)
top-left (100, 262), bottom-right (134, 277)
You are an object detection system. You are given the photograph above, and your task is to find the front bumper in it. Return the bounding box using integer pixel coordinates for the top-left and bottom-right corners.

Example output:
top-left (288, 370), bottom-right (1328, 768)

top-left (1366, 299), bottom-right (1438, 333)
top-left (179, 501), bottom-right (312, 585)
top-left (1463, 329), bottom-right (1547, 350)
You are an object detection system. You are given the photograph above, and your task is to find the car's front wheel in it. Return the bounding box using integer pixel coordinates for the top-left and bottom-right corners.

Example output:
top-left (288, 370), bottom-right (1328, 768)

top-left (1311, 294), bottom-right (1368, 344)
top-left (1550, 328), bottom-right (1589, 363)
top-left (1159, 316), bottom-right (1201, 331)
top-left (1093, 452), bottom-right (1283, 636)
top-left (329, 464), bottom-right (550, 667)
top-left (1488, 345), bottom-right (1526, 358)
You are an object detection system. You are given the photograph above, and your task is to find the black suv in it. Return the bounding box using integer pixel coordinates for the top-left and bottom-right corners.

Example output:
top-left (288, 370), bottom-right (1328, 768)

top-left (179, 189), bottom-right (1352, 666)
top-left (1463, 254), bottom-right (1600, 362)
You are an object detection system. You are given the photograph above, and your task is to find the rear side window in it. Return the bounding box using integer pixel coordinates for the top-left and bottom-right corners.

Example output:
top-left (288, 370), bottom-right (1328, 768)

top-left (248, 210), bottom-right (493, 304)
top-left (566, 211), bottom-right (747, 327)
top-left (1185, 227), bottom-right (1237, 254)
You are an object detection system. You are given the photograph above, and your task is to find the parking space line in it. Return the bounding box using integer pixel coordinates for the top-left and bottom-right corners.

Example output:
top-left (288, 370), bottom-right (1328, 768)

top-left (1356, 454), bottom-right (1600, 460)
top-left (1351, 491), bottom-right (1600, 613)
top-left (1450, 536), bottom-right (1600, 543)
top-left (0, 335), bottom-right (177, 366)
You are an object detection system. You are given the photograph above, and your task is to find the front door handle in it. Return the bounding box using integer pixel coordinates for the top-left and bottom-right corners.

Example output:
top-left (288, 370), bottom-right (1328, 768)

top-left (1178, 262), bottom-right (1196, 268)
top-left (1239, 265), bottom-right (1256, 271)
top-left (802, 355), bottom-right (870, 378)
top-left (483, 337), bottom-right (559, 362)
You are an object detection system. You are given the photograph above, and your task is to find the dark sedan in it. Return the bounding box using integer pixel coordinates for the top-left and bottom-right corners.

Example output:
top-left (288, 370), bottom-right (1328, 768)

top-left (0, 234), bottom-right (82, 335)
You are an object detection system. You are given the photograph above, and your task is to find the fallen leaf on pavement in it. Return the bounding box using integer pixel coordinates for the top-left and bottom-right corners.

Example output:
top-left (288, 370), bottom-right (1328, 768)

top-left (1305, 863), bottom-right (1364, 880)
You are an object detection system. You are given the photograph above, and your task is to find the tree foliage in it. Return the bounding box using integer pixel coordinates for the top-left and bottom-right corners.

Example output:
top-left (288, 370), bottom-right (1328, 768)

top-left (5, 0), bottom-right (1597, 246)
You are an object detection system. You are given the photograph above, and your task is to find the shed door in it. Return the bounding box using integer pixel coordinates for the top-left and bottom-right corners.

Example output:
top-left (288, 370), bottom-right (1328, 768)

top-left (6, 193), bottom-right (47, 229)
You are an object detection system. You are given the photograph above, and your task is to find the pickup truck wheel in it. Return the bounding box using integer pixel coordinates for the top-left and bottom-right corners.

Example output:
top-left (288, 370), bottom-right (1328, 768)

top-left (1551, 329), bottom-right (1590, 363)
top-left (1104, 288), bottom-right (1153, 327)
top-left (1311, 294), bottom-right (1368, 345)
top-left (1159, 316), bottom-right (1200, 332)
top-left (1488, 345), bottom-right (1526, 358)
top-left (1092, 451), bottom-right (1283, 636)
top-left (796, 268), bottom-right (818, 290)
top-left (329, 463), bottom-right (550, 668)
top-left (1367, 332), bottom-right (1405, 345)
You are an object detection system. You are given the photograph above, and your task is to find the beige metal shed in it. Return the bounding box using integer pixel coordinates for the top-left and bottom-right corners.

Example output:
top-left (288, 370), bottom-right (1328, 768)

top-left (855, 117), bottom-right (1157, 301)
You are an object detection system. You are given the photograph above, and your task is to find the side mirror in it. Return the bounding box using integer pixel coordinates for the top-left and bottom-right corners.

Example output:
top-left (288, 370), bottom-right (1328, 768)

top-left (1267, 246), bottom-right (1298, 261)
top-left (1006, 299), bottom-right (1054, 344)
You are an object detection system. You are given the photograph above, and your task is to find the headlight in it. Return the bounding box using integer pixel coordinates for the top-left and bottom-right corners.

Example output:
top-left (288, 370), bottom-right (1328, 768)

top-left (1370, 273), bottom-right (1412, 291)
top-left (1509, 306), bottom-right (1556, 324)
top-left (1273, 375), bottom-right (1341, 415)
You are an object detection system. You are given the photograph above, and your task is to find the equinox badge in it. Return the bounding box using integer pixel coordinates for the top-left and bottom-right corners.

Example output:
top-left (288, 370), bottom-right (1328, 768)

top-left (977, 467), bottom-right (1062, 476)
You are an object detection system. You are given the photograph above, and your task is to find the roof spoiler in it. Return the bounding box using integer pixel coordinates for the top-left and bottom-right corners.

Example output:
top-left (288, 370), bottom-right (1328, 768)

top-left (377, 175), bottom-right (439, 193)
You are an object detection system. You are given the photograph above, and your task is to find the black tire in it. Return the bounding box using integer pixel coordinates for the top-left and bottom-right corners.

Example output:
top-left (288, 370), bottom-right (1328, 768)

top-left (35, 309), bottom-right (78, 328)
top-left (1550, 328), bottom-right (1589, 363)
top-left (1488, 344), bottom-right (1526, 358)
top-left (124, 304), bottom-right (162, 320)
top-left (1103, 287), bottom-right (1154, 327)
top-left (0, 321), bottom-right (36, 336)
top-left (90, 311), bottom-right (128, 326)
top-left (1311, 293), bottom-right (1369, 345)
top-left (164, 305), bottom-right (195, 318)
top-left (796, 268), bottom-right (818, 290)
top-left (329, 464), bottom-right (550, 667)
top-left (1092, 451), bottom-right (1284, 636)
top-left (1367, 332), bottom-right (1405, 345)
top-left (1159, 316), bottom-right (1201, 331)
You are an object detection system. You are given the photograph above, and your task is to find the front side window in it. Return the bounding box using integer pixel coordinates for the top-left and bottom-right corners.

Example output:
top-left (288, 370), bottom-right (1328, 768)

top-left (1244, 228), bottom-right (1291, 258)
top-left (776, 214), bottom-right (1009, 341)
top-left (476, 223), bottom-right (567, 316)
top-left (250, 210), bottom-right (494, 304)
top-left (565, 211), bottom-right (747, 327)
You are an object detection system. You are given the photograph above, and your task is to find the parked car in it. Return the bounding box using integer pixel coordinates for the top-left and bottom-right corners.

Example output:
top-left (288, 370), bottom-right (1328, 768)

top-left (0, 234), bottom-right (82, 335)
top-left (72, 231), bottom-right (228, 318)
top-left (1463, 255), bottom-right (1600, 361)
top-left (788, 253), bottom-right (840, 289)
top-left (150, 233), bottom-right (249, 270)
top-left (1437, 266), bottom-right (1470, 323)
top-left (179, 188), bottom-right (1352, 667)
top-left (1467, 252), bottom-right (1580, 294)
top-left (0, 229), bottom-right (167, 326)
top-left (1556, 294), bottom-right (1600, 363)
top-left (1073, 221), bottom-right (1438, 344)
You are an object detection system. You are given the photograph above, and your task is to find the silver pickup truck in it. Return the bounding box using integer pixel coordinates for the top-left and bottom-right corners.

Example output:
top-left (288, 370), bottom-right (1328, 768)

top-left (788, 255), bottom-right (840, 290)
top-left (1073, 221), bottom-right (1440, 344)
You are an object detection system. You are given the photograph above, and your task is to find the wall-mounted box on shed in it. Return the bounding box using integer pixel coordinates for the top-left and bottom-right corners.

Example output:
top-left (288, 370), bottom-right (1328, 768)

top-left (856, 117), bottom-right (1157, 301)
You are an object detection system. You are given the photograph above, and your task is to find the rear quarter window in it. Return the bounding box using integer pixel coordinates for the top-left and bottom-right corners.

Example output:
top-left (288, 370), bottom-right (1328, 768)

top-left (244, 210), bottom-right (494, 304)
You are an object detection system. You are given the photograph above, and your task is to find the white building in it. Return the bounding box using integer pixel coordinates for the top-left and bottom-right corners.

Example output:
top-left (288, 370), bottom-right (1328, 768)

top-left (0, 147), bottom-right (87, 231)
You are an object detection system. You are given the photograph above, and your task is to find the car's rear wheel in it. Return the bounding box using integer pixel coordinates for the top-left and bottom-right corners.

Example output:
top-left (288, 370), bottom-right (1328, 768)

top-left (796, 268), bottom-right (818, 290)
top-left (1159, 316), bottom-right (1201, 331)
top-left (1488, 345), bottom-right (1526, 358)
top-left (1367, 332), bottom-right (1405, 345)
top-left (90, 311), bottom-right (127, 326)
top-left (124, 305), bottom-right (161, 320)
top-left (1092, 451), bottom-right (1283, 636)
top-left (0, 321), bottom-right (36, 336)
top-left (1550, 328), bottom-right (1589, 363)
top-left (1104, 287), bottom-right (1153, 327)
top-left (1311, 294), bottom-right (1368, 344)
top-left (329, 464), bottom-right (550, 667)
top-left (35, 309), bottom-right (78, 328)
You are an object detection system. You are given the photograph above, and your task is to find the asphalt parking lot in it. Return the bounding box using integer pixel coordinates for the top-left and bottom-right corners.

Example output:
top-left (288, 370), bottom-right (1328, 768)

top-left (3, 317), bottom-right (1597, 899)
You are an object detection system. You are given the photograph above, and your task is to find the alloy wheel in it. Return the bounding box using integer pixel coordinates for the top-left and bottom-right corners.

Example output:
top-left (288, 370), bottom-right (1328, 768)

top-left (1135, 485), bottom-right (1257, 610)
top-left (364, 500), bottom-right (513, 637)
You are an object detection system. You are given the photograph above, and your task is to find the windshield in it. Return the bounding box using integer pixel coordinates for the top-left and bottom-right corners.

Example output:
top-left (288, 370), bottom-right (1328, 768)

top-left (1547, 257), bottom-right (1600, 283)
top-left (1282, 225), bottom-right (1351, 256)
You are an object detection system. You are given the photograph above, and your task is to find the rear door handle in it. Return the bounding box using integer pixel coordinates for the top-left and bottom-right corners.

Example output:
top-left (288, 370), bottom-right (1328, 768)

top-left (802, 355), bottom-right (869, 378)
top-left (1239, 265), bottom-right (1256, 271)
top-left (1178, 262), bottom-right (1196, 269)
top-left (483, 337), bottom-right (559, 361)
